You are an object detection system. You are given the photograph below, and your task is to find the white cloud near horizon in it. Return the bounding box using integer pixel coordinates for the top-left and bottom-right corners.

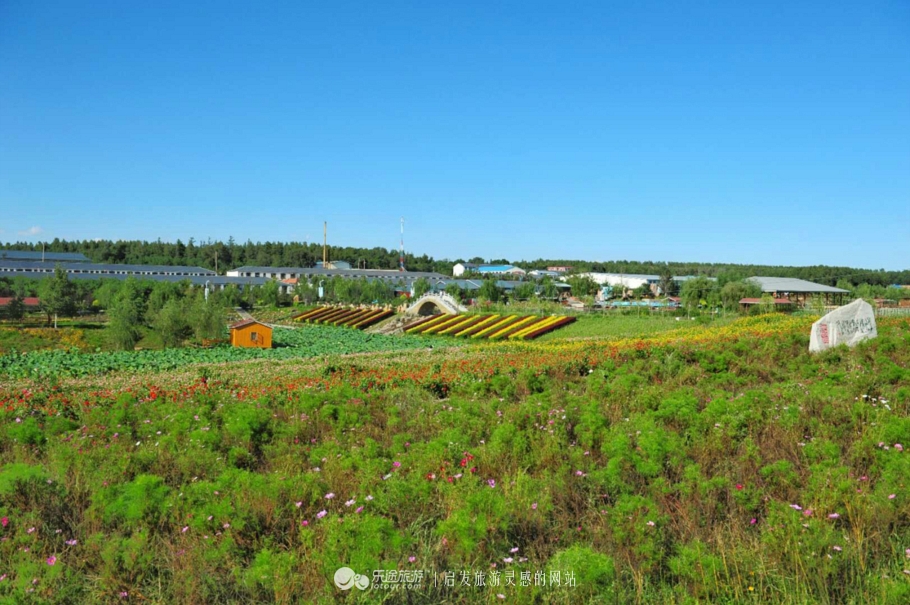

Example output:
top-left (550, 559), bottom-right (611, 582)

top-left (17, 226), bottom-right (43, 236)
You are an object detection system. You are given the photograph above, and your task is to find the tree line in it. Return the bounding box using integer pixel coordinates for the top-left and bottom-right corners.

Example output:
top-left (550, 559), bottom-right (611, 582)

top-left (0, 239), bottom-right (449, 274)
top-left (2, 240), bottom-right (908, 287)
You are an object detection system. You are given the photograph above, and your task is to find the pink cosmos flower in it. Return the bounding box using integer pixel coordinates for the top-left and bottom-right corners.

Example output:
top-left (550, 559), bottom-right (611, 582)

top-left (393, 461), bottom-right (401, 468)
top-left (46, 556), bottom-right (56, 566)
top-left (497, 595), bottom-right (505, 600)
top-left (750, 518), bottom-right (757, 525)
top-left (316, 510), bottom-right (327, 519)
top-left (488, 479), bottom-right (496, 488)
top-left (510, 547), bottom-right (519, 553)
top-left (66, 539), bottom-right (77, 545)
top-left (295, 501), bottom-right (303, 508)
top-left (345, 499), bottom-right (355, 507)
top-left (503, 557), bottom-right (513, 563)
top-left (301, 520), bottom-right (309, 527)
top-left (408, 556), bottom-right (416, 563)
top-left (531, 503), bottom-right (537, 510)
top-left (325, 493), bottom-right (335, 500)
top-left (27, 527), bottom-right (35, 534)
top-left (828, 513), bottom-right (840, 519)
top-left (889, 494), bottom-right (896, 500)
top-left (355, 506), bottom-right (363, 513)
top-left (832, 546), bottom-right (842, 551)
top-left (646, 521), bottom-right (656, 527)
top-left (895, 444), bottom-right (904, 452)
top-left (1, 517), bottom-right (7, 528)
top-left (789, 504), bottom-right (802, 511)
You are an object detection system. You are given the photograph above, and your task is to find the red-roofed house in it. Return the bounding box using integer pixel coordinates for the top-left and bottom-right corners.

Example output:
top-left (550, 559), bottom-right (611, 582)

top-left (0, 297), bottom-right (40, 307)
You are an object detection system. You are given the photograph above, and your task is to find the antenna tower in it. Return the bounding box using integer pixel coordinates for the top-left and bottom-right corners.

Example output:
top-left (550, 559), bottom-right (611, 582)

top-left (399, 218), bottom-right (405, 271)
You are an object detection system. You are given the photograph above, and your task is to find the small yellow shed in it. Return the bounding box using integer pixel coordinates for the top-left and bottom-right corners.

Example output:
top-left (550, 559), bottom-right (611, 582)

top-left (229, 319), bottom-right (273, 348)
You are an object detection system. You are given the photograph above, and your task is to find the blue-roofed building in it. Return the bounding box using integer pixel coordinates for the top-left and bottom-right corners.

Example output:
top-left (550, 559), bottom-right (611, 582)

top-left (475, 264), bottom-right (526, 276)
top-left (453, 263), bottom-right (527, 277)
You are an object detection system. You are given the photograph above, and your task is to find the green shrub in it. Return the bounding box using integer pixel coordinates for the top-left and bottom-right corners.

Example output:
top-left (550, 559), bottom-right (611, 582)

top-left (97, 474), bottom-right (171, 527)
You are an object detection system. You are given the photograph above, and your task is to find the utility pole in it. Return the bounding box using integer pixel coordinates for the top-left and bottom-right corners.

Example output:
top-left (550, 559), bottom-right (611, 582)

top-left (323, 222), bottom-right (327, 267)
top-left (399, 217), bottom-right (405, 271)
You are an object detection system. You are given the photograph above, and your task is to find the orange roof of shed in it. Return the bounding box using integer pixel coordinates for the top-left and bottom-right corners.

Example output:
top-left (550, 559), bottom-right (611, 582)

top-left (229, 319), bottom-right (271, 330)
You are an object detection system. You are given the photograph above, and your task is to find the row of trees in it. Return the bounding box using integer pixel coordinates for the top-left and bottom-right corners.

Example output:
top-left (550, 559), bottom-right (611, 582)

top-left (0, 271), bottom-right (231, 350)
top-left (3, 241), bottom-right (908, 287)
top-left (1, 239), bottom-right (450, 274)
top-left (104, 277), bottom-right (227, 350)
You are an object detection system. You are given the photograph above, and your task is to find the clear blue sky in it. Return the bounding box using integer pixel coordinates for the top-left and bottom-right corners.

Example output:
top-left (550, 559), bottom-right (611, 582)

top-left (1, 1), bottom-right (908, 269)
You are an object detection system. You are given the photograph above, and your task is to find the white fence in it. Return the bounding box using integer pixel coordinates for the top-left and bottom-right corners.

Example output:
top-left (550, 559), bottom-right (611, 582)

top-left (875, 307), bottom-right (910, 317)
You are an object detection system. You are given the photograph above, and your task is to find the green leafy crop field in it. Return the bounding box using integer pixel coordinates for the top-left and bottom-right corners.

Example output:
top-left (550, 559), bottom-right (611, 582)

top-left (0, 316), bottom-right (907, 603)
top-left (0, 325), bottom-right (448, 379)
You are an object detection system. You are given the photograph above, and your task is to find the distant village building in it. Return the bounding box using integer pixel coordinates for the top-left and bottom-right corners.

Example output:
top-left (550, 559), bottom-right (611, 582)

top-left (227, 266), bottom-right (447, 294)
top-left (452, 263), bottom-right (526, 277)
top-left (452, 263), bottom-right (479, 277)
top-left (546, 266), bottom-right (572, 273)
top-left (746, 277), bottom-right (849, 306)
top-left (0, 297), bottom-right (40, 308)
top-left (528, 269), bottom-right (562, 277)
top-left (229, 319), bottom-right (272, 348)
top-left (578, 273), bottom-right (713, 296)
top-left (476, 265), bottom-right (526, 276)
top-left (0, 250), bottom-right (90, 262)
top-left (0, 260), bottom-right (214, 278)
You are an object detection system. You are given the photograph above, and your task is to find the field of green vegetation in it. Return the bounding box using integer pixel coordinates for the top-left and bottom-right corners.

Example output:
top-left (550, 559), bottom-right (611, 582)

top-left (534, 313), bottom-right (724, 342)
top-left (0, 326), bottom-right (447, 379)
top-left (0, 315), bottom-right (906, 603)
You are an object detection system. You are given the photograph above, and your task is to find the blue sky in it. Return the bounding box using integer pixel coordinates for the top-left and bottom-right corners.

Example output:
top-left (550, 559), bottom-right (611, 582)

top-left (1, 1), bottom-right (908, 269)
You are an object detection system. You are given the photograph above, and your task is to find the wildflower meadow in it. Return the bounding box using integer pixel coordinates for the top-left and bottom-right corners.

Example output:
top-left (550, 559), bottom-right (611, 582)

top-left (0, 315), bottom-right (907, 603)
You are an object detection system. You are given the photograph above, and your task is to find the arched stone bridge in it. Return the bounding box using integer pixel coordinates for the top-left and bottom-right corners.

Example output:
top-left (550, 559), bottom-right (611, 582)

top-left (406, 292), bottom-right (467, 316)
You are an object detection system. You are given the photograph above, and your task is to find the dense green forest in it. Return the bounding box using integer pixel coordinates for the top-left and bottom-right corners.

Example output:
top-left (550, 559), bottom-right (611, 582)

top-left (2, 239), bottom-right (908, 287)
top-left (0, 239), bottom-right (448, 274)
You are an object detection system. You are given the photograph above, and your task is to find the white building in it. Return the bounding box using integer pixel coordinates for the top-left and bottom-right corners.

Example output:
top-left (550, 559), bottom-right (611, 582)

top-left (576, 273), bottom-right (715, 297)
top-left (452, 262), bottom-right (479, 277)
top-left (575, 273), bottom-right (659, 290)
